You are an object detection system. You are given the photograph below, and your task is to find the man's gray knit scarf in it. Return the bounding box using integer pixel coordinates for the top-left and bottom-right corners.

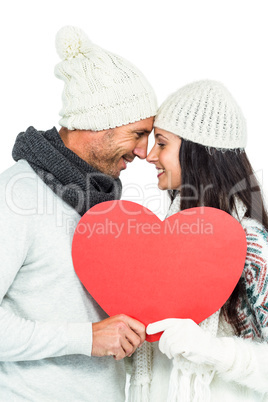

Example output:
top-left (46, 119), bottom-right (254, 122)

top-left (12, 126), bottom-right (122, 216)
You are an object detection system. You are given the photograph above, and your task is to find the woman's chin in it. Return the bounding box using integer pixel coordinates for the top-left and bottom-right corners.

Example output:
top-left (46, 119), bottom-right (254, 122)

top-left (157, 182), bottom-right (167, 191)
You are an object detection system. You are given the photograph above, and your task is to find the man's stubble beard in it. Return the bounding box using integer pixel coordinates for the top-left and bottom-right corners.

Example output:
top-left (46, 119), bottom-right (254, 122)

top-left (88, 144), bottom-right (121, 179)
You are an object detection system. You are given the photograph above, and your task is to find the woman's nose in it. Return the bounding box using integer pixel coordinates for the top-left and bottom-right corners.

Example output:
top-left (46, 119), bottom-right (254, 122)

top-left (146, 146), bottom-right (158, 163)
top-left (146, 147), bottom-right (155, 163)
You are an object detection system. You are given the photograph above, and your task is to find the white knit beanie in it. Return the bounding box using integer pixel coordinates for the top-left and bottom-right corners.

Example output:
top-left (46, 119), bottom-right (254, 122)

top-left (154, 80), bottom-right (247, 149)
top-left (54, 26), bottom-right (157, 131)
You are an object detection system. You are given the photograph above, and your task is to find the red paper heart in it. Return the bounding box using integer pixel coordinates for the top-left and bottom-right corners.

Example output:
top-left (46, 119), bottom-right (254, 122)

top-left (72, 201), bottom-right (247, 342)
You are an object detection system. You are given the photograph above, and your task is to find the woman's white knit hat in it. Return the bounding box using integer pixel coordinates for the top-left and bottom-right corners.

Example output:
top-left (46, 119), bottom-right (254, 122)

top-left (54, 26), bottom-right (157, 131)
top-left (154, 80), bottom-right (247, 149)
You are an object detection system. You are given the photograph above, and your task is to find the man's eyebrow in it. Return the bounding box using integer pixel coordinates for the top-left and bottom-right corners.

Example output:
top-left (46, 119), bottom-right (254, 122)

top-left (132, 129), bottom-right (151, 133)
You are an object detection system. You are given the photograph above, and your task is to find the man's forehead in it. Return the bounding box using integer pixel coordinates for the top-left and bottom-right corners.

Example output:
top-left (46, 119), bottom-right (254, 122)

top-left (129, 117), bottom-right (154, 132)
top-left (113, 117), bottom-right (154, 135)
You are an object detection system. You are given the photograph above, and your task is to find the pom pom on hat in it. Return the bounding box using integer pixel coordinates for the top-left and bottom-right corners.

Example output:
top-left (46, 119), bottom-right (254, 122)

top-left (55, 25), bottom-right (93, 60)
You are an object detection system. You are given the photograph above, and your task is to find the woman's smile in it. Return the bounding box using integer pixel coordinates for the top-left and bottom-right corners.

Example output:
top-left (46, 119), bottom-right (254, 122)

top-left (156, 168), bottom-right (165, 178)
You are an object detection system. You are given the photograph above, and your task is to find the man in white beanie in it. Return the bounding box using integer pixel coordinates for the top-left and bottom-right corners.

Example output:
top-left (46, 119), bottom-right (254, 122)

top-left (0, 26), bottom-right (157, 401)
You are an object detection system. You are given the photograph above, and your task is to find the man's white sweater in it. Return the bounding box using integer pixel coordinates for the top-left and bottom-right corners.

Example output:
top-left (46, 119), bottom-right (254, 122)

top-left (0, 160), bottom-right (126, 401)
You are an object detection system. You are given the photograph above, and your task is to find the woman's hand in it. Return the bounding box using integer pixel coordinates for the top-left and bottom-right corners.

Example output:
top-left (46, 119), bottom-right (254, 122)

top-left (147, 318), bottom-right (235, 370)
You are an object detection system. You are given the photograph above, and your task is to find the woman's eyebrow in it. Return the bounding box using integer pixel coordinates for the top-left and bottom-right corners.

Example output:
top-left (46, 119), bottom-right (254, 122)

top-left (154, 133), bottom-right (168, 140)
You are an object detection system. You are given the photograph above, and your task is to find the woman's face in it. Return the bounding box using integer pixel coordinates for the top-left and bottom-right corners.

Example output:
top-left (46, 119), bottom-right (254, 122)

top-left (146, 128), bottom-right (182, 190)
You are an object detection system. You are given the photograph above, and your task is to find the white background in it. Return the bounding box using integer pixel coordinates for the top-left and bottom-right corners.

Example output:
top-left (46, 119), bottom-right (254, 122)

top-left (1, 0), bottom-right (267, 219)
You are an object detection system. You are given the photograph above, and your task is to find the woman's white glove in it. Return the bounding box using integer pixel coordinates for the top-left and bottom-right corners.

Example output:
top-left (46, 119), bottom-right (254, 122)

top-left (147, 318), bottom-right (235, 371)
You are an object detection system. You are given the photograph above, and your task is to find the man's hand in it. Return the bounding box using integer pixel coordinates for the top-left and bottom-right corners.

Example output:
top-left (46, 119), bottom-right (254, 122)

top-left (92, 314), bottom-right (146, 360)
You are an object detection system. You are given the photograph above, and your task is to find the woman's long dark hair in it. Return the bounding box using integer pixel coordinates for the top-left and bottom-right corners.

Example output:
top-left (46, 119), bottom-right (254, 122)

top-left (171, 138), bottom-right (268, 335)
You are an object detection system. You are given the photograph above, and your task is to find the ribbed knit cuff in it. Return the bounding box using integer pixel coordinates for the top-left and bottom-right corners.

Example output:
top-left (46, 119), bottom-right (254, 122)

top-left (65, 322), bottom-right (92, 357)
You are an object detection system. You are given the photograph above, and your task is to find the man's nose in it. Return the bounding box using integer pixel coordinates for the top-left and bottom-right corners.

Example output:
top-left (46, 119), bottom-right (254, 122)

top-left (133, 137), bottom-right (148, 159)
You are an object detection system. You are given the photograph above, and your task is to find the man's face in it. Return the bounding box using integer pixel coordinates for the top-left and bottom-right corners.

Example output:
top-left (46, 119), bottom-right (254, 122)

top-left (77, 117), bottom-right (154, 178)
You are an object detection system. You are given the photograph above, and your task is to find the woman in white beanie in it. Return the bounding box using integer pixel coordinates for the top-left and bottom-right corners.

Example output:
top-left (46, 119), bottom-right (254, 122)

top-left (128, 80), bottom-right (268, 401)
